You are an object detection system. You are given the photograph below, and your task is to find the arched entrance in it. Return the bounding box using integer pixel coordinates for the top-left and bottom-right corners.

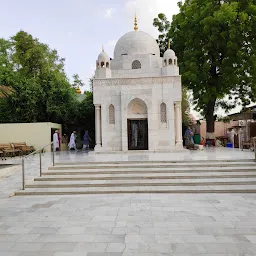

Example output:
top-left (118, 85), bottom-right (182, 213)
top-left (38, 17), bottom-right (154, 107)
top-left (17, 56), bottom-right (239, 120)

top-left (127, 98), bottom-right (148, 150)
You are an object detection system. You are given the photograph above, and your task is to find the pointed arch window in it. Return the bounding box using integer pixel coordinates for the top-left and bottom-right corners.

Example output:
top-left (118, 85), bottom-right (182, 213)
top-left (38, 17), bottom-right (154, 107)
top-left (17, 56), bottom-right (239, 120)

top-left (132, 60), bottom-right (141, 69)
top-left (169, 59), bottom-right (173, 65)
top-left (109, 104), bottom-right (115, 124)
top-left (160, 102), bottom-right (167, 123)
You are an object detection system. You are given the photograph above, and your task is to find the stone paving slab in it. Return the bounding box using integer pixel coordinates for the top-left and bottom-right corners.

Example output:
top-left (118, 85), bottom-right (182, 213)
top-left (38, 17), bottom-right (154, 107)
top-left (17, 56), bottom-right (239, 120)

top-left (0, 149), bottom-right (256, 254)
top-left (0, 194), bottom-right (256, 255)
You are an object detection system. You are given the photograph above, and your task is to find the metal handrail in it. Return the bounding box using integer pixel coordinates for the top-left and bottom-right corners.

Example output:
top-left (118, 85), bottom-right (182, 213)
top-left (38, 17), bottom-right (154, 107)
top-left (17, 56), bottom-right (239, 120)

top-left (254, 137), bottom-right (256, 161)
top-left (23, 142), bottom-right (52, 158)
top-left (21, 141), bottom-right (54, 190)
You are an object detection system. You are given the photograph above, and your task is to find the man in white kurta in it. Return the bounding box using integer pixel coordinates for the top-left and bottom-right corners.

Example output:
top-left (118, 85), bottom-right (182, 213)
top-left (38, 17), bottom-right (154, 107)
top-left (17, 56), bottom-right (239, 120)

top-left (68, 131), bottom-right (77, 150)
top-left (53, 130), bottom-right (59, 152)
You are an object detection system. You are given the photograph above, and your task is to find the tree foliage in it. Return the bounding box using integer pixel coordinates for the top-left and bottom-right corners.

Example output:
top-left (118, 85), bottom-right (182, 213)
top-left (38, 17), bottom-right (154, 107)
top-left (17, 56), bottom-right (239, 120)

top-left (182, 87), bottom-right (191, 126)
top-left (154, 0), bottom-right (256, 136)
top-left (153, 14), bottom-right (191, 126)
top-left (72, 74), bottom-right (85, 88)
top-left (153, 13), bottom-right (171, 56)
top-left (0, 31), bottom-right (79, 124)
top-left (76, 91), bottom-right (95, 144)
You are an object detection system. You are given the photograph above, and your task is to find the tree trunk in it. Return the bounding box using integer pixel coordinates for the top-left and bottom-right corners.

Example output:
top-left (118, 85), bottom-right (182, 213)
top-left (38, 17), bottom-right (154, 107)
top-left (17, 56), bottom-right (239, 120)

top-left (205, 100), bottom-right (216, 139)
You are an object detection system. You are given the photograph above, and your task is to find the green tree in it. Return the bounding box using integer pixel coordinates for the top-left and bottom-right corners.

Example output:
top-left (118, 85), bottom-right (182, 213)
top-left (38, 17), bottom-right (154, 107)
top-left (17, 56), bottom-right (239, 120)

top-left (153, 13), bottom-right (171, 56)
top-left (154, 1), bottom-right (256, 138)
top-left (182, 87), bottom-right (191, 126)
top-left (153, 14), bottom-right (191, 126)
top-left (76, 90), bottom-right (95, 145)
top-left (0, 31), bottom-right (79, 124)
top-left (72, 74), bottom-right (84, 88)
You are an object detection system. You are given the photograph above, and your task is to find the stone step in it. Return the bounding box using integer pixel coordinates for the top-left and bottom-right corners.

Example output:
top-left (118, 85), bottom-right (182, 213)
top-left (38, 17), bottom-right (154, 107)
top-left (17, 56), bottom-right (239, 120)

top-left (42, 170), bottom-right (256, 176)
top-left (15, 159), bottom-right (256, 196)
top-left (40, 171), bottom-right (256, 178)
top-left (43, 167), bottom-right (256, 175)
top-left (28, 177), bottom-right (256, 184)
top-left (25, 180), bottom-right (256, 188)
top-left (15, 185), bottom-right (256, 196)
top-left (54, 159), bottom-right (256, 165)
top-left (34, 173), bottom-right (256, 181)
top-left (48, 162), bottom-right (256, 170)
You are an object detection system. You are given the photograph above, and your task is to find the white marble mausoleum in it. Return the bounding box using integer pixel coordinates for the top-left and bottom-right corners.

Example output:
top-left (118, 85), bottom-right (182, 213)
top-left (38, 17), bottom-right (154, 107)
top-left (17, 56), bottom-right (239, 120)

top-left (93, 18), bottom-right (183, 152)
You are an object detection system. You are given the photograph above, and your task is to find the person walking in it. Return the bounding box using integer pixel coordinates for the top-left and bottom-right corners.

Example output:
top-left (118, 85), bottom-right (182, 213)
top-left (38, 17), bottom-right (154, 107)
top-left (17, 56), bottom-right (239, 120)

top-left (184, 126), bottom-right (194, 149)
top-left (68, 131), bottom-right (77, 150)
top-left (62, 134), bottom-right (68, 151)
top-left (53, 130), bottom-right (59, 152)
top-left (83, 130), bottom-right (90, 150)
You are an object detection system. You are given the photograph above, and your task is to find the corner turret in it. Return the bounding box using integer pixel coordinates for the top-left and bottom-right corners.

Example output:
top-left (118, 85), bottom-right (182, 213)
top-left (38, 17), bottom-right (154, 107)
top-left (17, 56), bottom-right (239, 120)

top-left (95, 46), bottom-right (112, 78)
top-left (162, 40), bottom-right (179, 76)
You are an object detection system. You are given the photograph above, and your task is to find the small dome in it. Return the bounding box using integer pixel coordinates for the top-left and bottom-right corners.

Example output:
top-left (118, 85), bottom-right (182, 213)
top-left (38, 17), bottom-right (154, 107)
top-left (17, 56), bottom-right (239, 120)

top-left (163, 48), bottom-right (176, 59)
top-left (98, 48), bottom-right (110, 62)
top-left (114, 30), bottom-right (160, 59)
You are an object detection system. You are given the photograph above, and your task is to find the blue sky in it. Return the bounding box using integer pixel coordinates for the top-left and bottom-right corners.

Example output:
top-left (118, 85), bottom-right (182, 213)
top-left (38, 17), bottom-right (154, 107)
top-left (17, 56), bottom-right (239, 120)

top-left (0, 0), bottom-right (179, 90)
top-left (1, 0), bottom-right (247, 117)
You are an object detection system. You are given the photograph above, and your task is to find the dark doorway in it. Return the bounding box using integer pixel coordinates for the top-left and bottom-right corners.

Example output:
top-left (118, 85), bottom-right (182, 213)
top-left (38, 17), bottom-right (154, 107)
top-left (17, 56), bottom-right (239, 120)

top-left (51, 128), bottom-right (55, 152)
top-left (251, 122), bottom-right (256, 137)
top-left (234, 134), bottom-right (239, 148)
top-left (128, 119), bottom-right (148, 150)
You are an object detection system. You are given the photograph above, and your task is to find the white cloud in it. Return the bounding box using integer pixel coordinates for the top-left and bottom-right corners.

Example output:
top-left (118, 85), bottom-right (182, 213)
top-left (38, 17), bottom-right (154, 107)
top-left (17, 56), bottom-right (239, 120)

top-left (124, 0), bottom-right (180, 36)
top-left (107, 40), bottom-right (117, 48)
top-left (104, 8), bottom-right (116, 18)
top-left (67, 32), bottom-right (73, 37)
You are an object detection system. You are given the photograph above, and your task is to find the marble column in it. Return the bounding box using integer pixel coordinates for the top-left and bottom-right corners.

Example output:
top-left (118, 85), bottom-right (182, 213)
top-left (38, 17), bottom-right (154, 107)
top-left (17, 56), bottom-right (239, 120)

top-left (175, 101), bottom-right (183, 147)
top-left (95, 104), bottom-right (101, 150)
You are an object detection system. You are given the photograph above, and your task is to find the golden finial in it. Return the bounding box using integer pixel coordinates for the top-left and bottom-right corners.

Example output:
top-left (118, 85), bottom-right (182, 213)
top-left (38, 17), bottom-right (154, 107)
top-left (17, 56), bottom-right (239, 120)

top-left (75, 87), bottom-right (81, 94)
top-left (168, 39), bottom-right (170, 49)
top-left (134, 13), bottom-right (138, 31)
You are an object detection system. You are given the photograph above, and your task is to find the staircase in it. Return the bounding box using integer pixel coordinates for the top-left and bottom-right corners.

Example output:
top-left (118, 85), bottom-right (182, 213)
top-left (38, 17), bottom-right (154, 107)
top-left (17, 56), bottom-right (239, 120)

top-left (15, 160), bottom-right (256, 195)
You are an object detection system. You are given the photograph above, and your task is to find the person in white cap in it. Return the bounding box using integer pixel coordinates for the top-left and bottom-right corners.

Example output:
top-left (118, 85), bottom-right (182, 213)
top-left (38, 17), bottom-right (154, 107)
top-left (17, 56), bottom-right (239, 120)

top-left (53, 130), bottom-right (59, 152)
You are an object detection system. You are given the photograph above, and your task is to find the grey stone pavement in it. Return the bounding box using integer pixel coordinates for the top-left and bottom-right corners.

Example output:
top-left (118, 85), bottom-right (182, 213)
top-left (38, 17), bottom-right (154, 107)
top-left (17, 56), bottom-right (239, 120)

top-left (0, 148), bottom-right (256, 255)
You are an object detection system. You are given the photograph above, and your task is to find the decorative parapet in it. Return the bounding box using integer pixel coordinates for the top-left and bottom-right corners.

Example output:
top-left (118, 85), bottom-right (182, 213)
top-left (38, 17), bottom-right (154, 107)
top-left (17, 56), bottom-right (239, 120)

top-left (93, 77), bottom-right (179, 86)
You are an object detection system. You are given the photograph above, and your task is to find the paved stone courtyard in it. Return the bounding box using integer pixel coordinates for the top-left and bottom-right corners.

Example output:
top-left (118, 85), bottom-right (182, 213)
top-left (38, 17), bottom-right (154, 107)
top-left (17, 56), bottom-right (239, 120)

top-left (0, 148), bottom-right (256, 255)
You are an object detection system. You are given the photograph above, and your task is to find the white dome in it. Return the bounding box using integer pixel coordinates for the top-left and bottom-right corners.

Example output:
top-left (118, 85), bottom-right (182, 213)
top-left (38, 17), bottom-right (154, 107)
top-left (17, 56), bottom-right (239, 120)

top-left (163, 49), bottom-right (176, 59)
top-left (98, 50), bottom-right (110, 62)
top-left (114, 30), bottom-right (160, 59)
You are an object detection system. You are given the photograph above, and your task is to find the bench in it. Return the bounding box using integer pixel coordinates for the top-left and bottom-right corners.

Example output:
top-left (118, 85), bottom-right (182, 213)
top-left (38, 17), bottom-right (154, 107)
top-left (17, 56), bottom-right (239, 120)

top-left (0, 143), bottom-right (22, 157)
top-left (13, 142), bottom-right (35, 155)
top-left (0, 149), bottom-right (5, 160)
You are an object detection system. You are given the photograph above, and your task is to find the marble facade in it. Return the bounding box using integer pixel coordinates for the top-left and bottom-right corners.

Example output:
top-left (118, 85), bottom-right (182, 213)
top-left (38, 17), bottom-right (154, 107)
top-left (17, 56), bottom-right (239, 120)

top-left (93, 27), bottom-right (182, 152)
